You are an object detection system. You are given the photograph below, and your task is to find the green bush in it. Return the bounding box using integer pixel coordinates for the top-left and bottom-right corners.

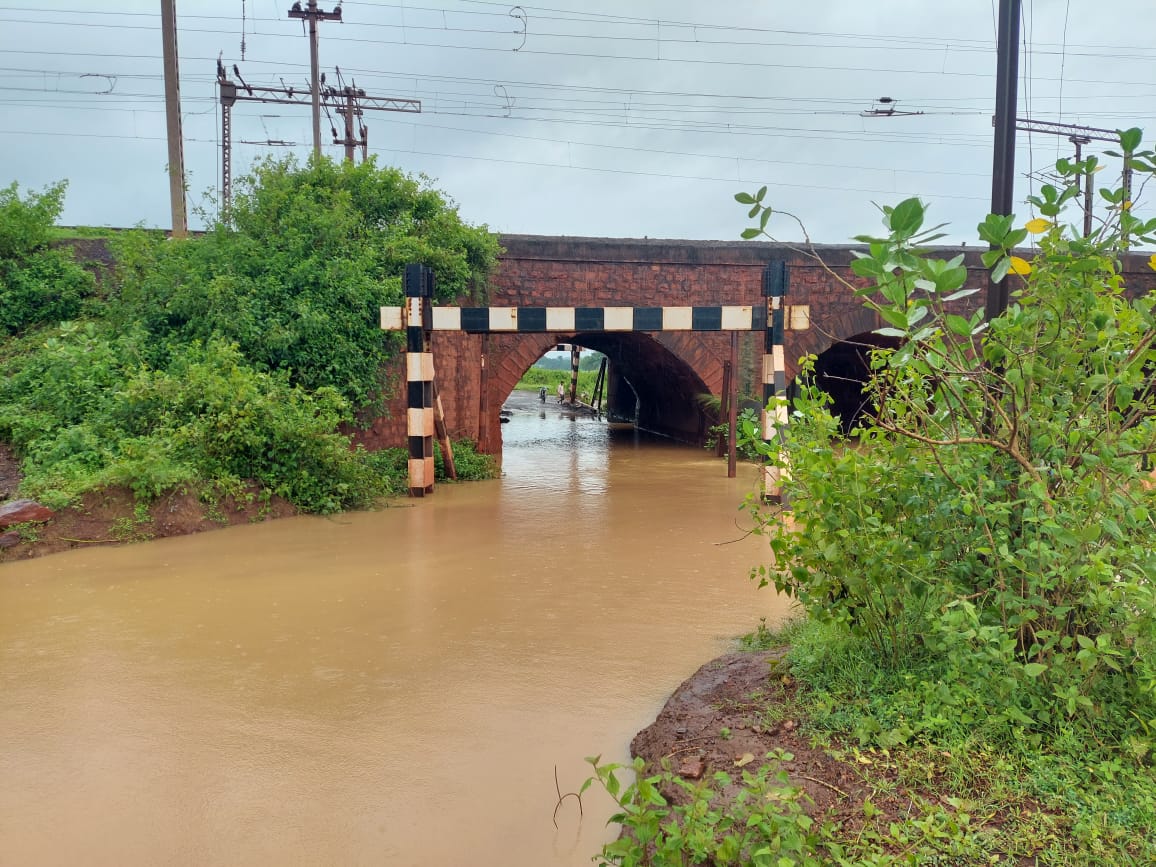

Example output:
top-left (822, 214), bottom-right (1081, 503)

top-left (740, 133), bottom-right (1156, 744)
top-left (0, 181), bottom-right (95, 336)
top-left (0, 162), bottom-right (501, 514)
top-left (0, 326), bottom-right (395, 513)
top-left (111, 156), bottom-right (500, 411)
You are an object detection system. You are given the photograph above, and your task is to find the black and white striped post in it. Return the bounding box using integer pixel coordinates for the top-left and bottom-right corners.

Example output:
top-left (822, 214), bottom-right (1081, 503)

top-left (403, 263), bottom-right (435, 497)
top-left (762, 261), bottom-right (789, 504)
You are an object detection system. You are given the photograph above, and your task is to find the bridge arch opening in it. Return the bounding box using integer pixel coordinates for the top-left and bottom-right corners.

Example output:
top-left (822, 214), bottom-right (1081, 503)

top-left (497, 332), bottom-right (716, 445)
top-left (811, 331), bottom-right (901, 434)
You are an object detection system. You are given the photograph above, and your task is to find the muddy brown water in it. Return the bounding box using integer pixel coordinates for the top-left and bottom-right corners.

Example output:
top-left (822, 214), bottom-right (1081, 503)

top-left (0, 392), bottom-right (791, 866)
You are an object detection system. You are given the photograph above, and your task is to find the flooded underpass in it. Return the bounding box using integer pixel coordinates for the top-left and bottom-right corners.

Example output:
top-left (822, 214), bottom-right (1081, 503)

top-left (0, 391), bottom-right (791, 866)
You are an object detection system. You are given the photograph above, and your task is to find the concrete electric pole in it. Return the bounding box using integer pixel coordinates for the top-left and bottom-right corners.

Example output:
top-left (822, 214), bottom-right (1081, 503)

top-left (287, 1), bottom-right (342, 157)
top-left (160, 0), bottom-right (188, 237)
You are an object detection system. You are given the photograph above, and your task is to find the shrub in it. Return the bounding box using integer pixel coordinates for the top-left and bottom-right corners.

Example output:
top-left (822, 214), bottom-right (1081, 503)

top-left (740, 131), bottom-right (1156, 742)
top-left (0, 181), bottom-right (95, 336)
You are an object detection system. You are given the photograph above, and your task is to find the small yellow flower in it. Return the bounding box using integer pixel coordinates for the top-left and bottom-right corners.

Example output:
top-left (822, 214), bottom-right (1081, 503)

top-left (1024, 218), bottom-right (1050, 234)
top-left (1148, 253), bottom-right (1156, 272)
top-left (1008, 256), bottom-right (1032, 276)
top-left (1123, 200), bottom-right (1133, 211)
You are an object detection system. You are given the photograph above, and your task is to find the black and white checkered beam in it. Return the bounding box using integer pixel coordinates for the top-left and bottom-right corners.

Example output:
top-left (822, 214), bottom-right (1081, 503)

top-left (380, 305), bottom-right (769, 333)
top-left (403, 264), bottom-right (436, 497)
top-left (762, 261), bottom-right (789, 504)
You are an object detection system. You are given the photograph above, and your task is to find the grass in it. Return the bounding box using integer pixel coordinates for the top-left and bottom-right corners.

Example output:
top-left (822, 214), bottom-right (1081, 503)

top-left (719, 618), bottom-right (1156, 865)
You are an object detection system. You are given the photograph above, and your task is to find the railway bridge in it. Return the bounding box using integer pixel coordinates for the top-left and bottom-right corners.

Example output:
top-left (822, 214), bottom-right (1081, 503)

top-left (359, 234), bottom-right (1152, 464)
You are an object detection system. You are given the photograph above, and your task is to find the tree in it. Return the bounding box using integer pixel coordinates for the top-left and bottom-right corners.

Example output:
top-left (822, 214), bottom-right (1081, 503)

top-left (0, 181), bottom-right (95, 336)
top-left (113, 156), bottom-right (500, 410)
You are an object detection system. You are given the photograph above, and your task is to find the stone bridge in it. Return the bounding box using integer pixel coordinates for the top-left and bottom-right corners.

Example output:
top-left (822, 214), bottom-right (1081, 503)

top-left (361, 235), bottom-right (1155, 458)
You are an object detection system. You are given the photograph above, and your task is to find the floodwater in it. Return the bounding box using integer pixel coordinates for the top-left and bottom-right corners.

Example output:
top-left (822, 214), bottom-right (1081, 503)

top-left (0, 391), bottom-right (790, 866)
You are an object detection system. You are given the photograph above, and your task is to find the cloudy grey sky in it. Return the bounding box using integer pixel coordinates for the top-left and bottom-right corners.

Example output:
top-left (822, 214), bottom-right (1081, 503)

top-left (2, 1), bottom-right (1153, 244)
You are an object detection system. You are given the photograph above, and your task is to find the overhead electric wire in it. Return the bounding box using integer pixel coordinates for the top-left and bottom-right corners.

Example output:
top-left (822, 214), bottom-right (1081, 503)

top-left (6, 3), bottom-right (1156, 60)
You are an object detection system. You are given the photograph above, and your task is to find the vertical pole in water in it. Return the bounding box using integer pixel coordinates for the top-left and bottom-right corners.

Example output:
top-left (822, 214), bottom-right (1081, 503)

top-left (569, 344), bottom-right (580, 404)
top-left (761, 260), bottom-right (788, 503)
top-left (404, 263), bottom-right (436, 496)
top-left (477, 334), bottom-right (491, 453)
top-left (592, 356), bottom-right (607, 415)
top-left (716, 360), bottom-right (732, 458)
top-left (727, 330), bottom-right (739, 479)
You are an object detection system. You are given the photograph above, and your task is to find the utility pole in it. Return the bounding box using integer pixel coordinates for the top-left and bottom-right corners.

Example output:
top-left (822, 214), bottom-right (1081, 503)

top-left (160, 0), bottom-right (188, 237)
top-left (287, 0), bottom-right (341, 157)
top-left (986, 0), bottom-right (1021, 322)
top-left (216, 62), bottom-right (420, 208)
top-left (1013, 118), bottom-right (1121, 237)
top-left (332, 84), bottom-right (366, 162)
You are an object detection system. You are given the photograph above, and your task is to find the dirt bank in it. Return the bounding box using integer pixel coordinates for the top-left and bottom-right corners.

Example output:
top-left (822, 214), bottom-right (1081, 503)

top-left (0, 444), bottom-right (296, 563)
top-left (622, 649), bottom-right (978, 859)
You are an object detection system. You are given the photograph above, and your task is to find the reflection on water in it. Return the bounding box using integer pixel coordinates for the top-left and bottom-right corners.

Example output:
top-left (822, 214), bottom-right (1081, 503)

top-left (0, 397), bottom-right (789, 866)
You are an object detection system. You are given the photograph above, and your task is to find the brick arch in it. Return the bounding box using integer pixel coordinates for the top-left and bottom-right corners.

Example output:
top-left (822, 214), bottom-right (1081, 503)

top-left (360, 236), bottom-right (1156, 459)
top-left (785, 305), bottom-right (881, 380)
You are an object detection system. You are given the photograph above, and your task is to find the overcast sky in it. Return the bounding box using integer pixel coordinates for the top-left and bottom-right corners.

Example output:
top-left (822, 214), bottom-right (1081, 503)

top-left (2, 1), bottom-right (1153, 244)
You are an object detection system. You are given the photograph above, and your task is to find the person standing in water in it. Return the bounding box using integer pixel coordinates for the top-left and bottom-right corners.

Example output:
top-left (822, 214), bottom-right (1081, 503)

top-left (557, 382), bottom-right (565, 404)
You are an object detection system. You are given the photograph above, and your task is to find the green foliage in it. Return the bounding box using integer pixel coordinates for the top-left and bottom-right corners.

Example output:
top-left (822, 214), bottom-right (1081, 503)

top-left (738, 133), bottom-right (1156, 743)
top-left (0, 181), bottom-right (95, 335)
top-left (437, 438), bottom-right (498, 481)
top-left (587, 746), bottom-right (1005, 866)
top-left (531, 352), bottom-right (605, 372)
top-left (514, 366), bottom-right (601, 398)
top-left (778, 617), bottom-right (1156, 864)
top-left (0, 324), bottom-right (394, 513)
top-left (588, 753), bottom-right (824, 867)
top-left (0, 163), bottom-right (500, 516)
top-left (111, 156), bottom-right (500, 410)
top-left (706, 407), bottom-right (763, 461)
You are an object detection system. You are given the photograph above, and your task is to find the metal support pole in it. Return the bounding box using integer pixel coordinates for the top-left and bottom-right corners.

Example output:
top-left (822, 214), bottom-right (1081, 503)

top-left (569, 345), bottom-right (580, 404)
top-left (219, 86), bottom-right (233, 211)
top-left (716, 361), bottom-right (731, 459)
top-left (344, 88), bottom-right (356, 162)
top-left (986, 0), bottom-right (1021, 322)
top-left (160, 0), bottom-right (188, 237)
top-left (1123, 149), bottom-right (1134, 248)
top-left (1072, 138), bottom-right (1093, 237)
top-left (592, 356), bottom-right (607, 415)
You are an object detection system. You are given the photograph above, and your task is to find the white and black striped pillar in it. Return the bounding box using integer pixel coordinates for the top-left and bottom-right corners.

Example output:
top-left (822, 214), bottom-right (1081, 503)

top-left (404, 263), bottom-right (436, 497)
top-left (762, 260), bottom-right (789, 503)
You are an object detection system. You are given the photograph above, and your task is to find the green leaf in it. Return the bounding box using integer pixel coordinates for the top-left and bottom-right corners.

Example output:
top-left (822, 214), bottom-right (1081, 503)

top-left (1023, 663), bottom-right (1047, 678)
top-left (942, 286), bottom-right (980, 302)
top-left (945, 314), bottom-right (972, 336)
top-left (889, 197), bottom-right (925, 238)
top-left (740, 227), bottom-right (761, 240)
top-left (878, 307), bottom-right (908, 330)
top-left (1120, 127), bottom-right (1143, 154)
top-left (735, 192), bottom-right (756, 204)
